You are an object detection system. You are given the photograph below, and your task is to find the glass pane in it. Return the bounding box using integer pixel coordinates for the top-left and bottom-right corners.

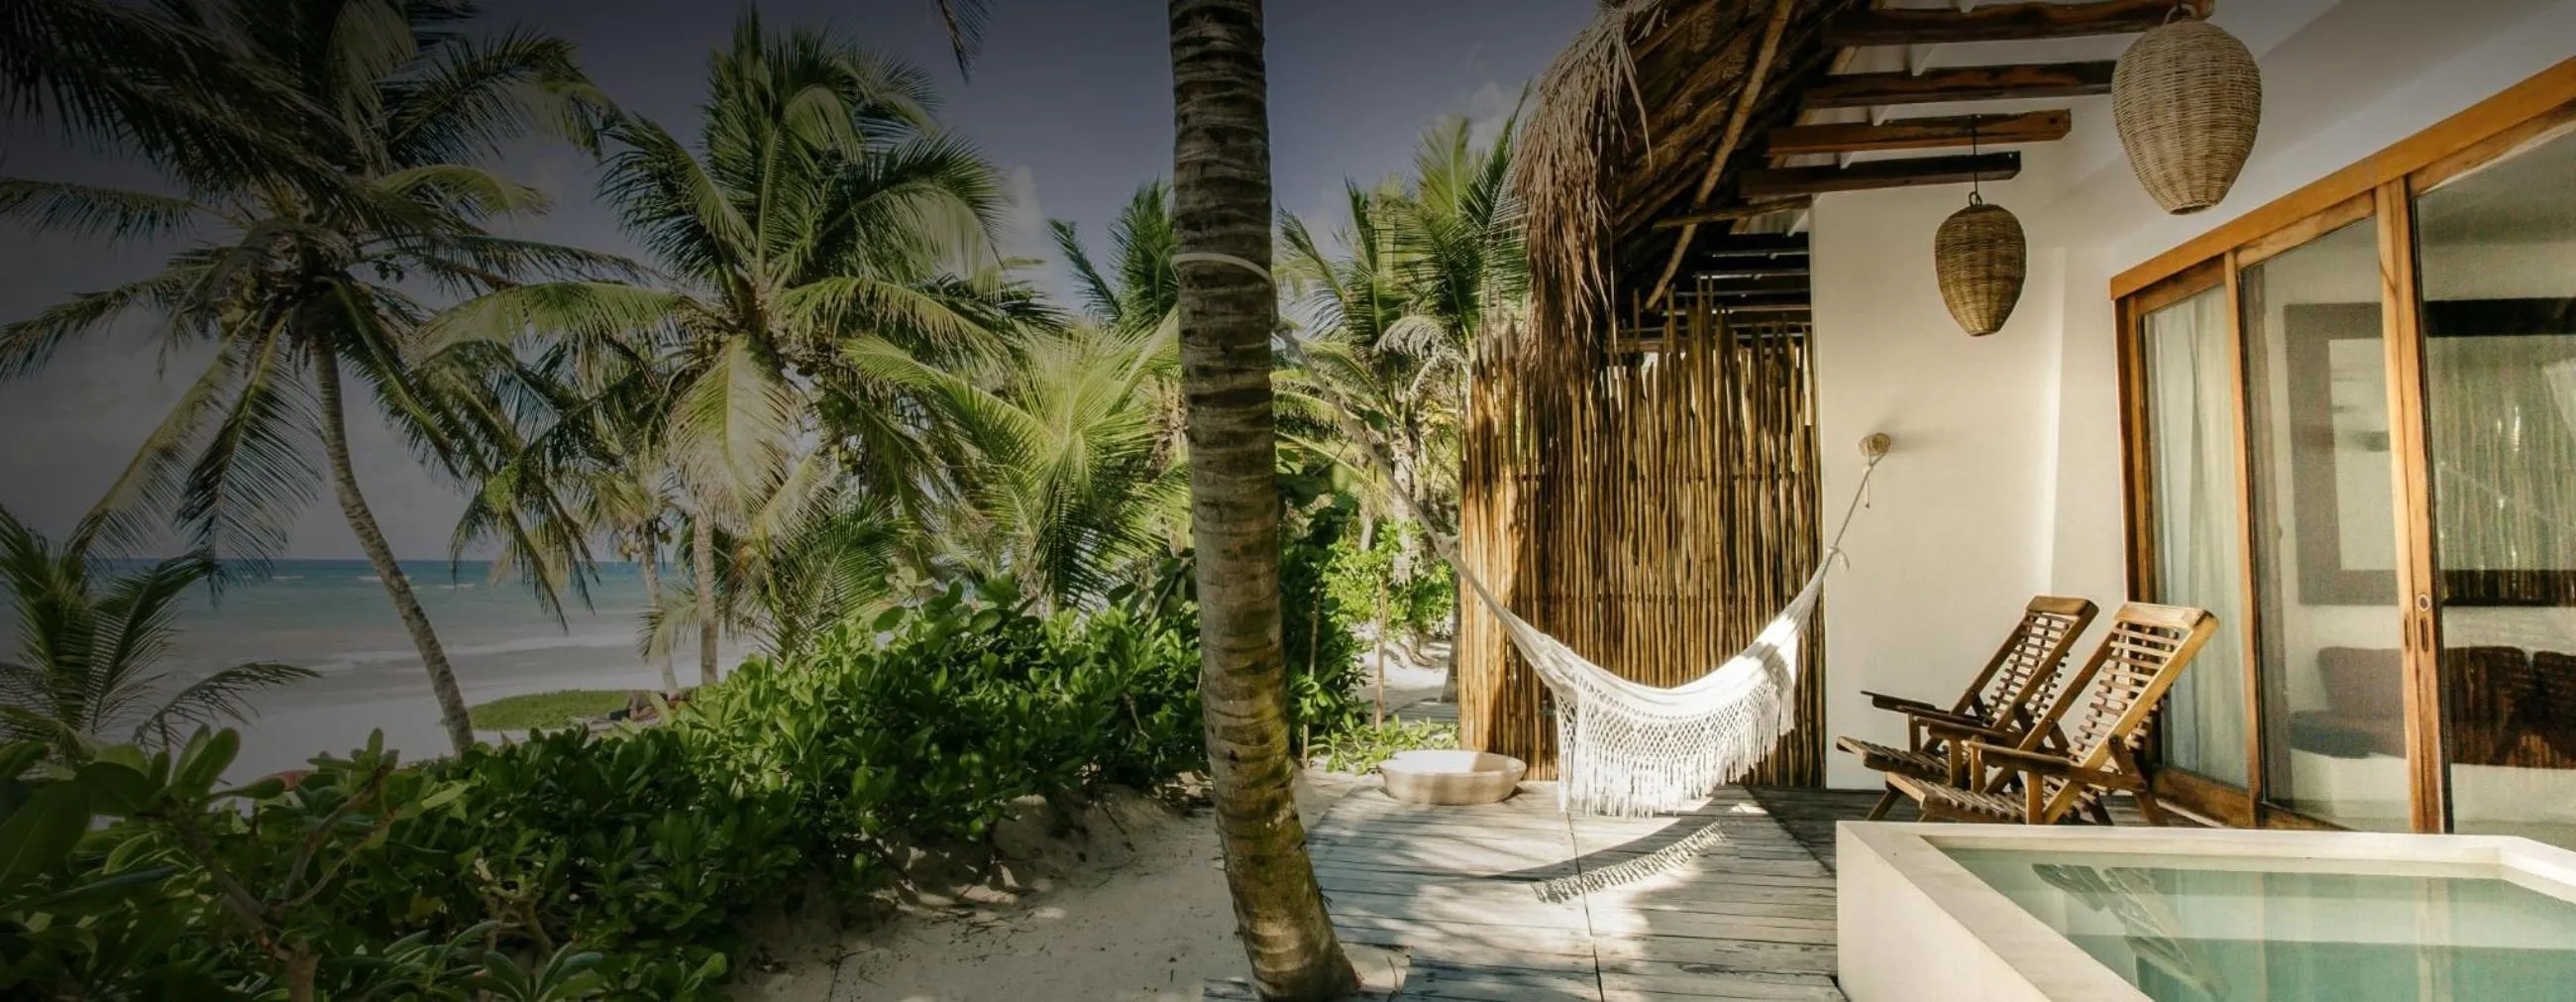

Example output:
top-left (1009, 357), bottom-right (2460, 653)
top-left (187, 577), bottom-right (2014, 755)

top-left (2143, 287), bottom-right (2252, 786)
top-left (2240, 217), bottom-right (2413, 830)
top-left (2417, 124), bottom-right (2576, 848)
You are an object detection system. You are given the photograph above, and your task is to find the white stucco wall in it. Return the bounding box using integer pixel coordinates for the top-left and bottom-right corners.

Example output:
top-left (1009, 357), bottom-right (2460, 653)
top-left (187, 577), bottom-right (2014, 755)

top-left (1813, 0), bottom-right (2576, 790)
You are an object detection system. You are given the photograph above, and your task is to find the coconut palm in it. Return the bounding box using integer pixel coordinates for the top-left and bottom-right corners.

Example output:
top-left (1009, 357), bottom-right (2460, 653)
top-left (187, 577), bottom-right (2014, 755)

top-left (1167, 0), bottom-right (1357, 996)
top-left (426, 14), bottom-right (1018, 686)
top-left (0, 0), bottom-right (621, 756)
top-left (858, 323), bottom-right (1188, 609)
top-left (0, 508), bottom-right (316, 762)
top-left (1278, 115), bottom-right (1524, 532)
top-left (1053, 180), bottom-right (1182, 337)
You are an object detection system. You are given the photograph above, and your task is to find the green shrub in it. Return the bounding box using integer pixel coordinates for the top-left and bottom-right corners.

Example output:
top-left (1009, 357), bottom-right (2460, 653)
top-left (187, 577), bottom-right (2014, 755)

top-left (428, 727), bottom-right (805, 958)
top-left (0, 731), bottom-right (731, 1001)
top-left (1313, 720), bottom-right (1459, 774)
top-left (673, 576), bottom-right (1204, 888)
top-left (467, 691), bottom-right (636, 731)
top-left (0, 556), bottom-right (1371, 998)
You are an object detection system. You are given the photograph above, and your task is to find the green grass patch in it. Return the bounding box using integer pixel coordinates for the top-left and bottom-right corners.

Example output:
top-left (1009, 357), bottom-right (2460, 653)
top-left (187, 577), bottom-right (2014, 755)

top-left (470, 690), bottom-right (635, 731)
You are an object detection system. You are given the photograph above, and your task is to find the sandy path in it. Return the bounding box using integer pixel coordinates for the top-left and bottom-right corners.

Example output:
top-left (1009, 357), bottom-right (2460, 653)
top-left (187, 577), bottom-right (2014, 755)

top-left (736, 650), bottom-right (1449, 1001)
top-left (737, 770), bottom-right (1377, 1002)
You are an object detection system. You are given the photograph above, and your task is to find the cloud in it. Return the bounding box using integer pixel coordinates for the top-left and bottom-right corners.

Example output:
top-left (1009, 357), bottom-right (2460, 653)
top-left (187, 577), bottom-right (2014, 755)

top-left (1465, 79), bottom-right (1519, 149)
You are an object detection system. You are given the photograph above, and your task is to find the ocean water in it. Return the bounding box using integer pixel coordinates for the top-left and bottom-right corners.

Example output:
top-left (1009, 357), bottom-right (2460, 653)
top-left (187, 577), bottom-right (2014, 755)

top-left (2, 559), bottom-right (748, 778)
top-left (123, 559), bottom-right (665, 696)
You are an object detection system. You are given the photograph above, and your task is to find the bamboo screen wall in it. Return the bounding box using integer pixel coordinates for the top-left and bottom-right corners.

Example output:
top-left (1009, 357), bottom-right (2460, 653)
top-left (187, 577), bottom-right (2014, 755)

top-left (1458, 292), bottom-right (1826, 784)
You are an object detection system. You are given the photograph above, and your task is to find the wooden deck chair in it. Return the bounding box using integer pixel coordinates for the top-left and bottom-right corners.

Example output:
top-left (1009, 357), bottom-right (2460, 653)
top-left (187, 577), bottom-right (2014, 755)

top-left (1834, 596), bottom-right (2098, 820)
top-left (1889, 603), bottom-right (2219, 827)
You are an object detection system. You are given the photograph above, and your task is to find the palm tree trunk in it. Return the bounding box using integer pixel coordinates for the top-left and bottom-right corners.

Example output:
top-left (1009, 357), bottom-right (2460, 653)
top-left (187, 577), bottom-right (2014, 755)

top-left (1169, 2), bottom-right (1355, 997)
top-left (312, 344), bottom-right (474, 755)
top-left (692, 514), bottom-right (719, 687)
top-left (641, 534), bottom-right (679, 693)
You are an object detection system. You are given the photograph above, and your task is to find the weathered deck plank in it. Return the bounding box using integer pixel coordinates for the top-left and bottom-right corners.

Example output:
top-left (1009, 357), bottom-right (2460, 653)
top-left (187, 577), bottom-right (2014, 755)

top-left (1206, 783), bottom-right (1848, 1000)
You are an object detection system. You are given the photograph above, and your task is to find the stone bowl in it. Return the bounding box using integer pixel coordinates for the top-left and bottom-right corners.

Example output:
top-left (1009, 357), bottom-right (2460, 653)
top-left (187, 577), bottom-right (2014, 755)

top-left (1379, 750), bottom-right (1527, 806)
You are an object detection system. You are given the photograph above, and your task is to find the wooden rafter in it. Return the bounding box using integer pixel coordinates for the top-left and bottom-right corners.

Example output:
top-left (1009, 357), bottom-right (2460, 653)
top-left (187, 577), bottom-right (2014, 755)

top-left (1643, 0), bottom-right (1803, 309)
top-left (1805, 61), bottom-right (2117, 109)
top-left (1768, 110), bottom-right (2072, 155)
top-left (1739, 152), bottom-right (2021, 197)
top-left (1825, 0), bottom-right (2188, 47)
top-left (1648, 196), bottom-right (1814, 230)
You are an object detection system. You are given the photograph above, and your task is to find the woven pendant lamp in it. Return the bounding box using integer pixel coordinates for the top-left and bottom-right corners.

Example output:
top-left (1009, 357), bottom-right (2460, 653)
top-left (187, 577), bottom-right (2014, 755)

top-left (2113, 8), bottom-right (2263, 214)
top-left (1932, 120), bottom-right (2026, 337)
top-left (1935, 195), bottom-right (2026, 337)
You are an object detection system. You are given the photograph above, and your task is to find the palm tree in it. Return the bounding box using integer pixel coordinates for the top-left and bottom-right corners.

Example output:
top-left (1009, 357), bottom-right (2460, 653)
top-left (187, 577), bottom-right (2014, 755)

top-left (0, 508), bottom-right (315, 762)
top-left (858, 323), bottom-right (1189, 609)
top-left (0, 0), bottom-right (621, 755)
top-left (1167, 0), bottom-right (1357, 996)
top-left (427, 14), bottom-right (1019, 686)
top-left (1054, 180), bottom-right (1182, 337)
top-left (1278, 115), bottom-right (1524, 534)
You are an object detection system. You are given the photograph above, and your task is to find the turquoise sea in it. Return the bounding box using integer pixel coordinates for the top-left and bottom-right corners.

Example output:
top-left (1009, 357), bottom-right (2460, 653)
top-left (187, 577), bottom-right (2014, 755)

top-left (3, 559), bottom-right (747, 779)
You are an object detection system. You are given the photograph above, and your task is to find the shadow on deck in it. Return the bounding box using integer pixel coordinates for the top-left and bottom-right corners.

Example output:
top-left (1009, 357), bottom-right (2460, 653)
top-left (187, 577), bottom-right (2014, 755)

top-left (1204, 783), bottom-right (2194, 999)
top-left (1207, 784), bottom-right (1847, 1001)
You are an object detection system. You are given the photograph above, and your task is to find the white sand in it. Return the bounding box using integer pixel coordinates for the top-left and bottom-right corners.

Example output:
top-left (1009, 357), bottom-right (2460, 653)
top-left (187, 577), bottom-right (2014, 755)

top-left (723, 647), bottom-right (1451, 1001)
top-left (734, 771), bottom-right (1381, 1002)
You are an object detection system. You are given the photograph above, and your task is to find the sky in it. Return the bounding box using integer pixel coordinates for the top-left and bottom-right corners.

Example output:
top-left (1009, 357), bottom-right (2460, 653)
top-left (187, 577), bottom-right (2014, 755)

top-left (0, 0), bottom-right (1591, 560)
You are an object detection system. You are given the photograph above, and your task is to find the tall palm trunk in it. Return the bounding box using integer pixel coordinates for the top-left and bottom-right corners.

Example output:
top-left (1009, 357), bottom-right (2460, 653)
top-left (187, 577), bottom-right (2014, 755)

top-left (1168, 2), bottom-right (1355, 997)
top-left (692, 514), bottom-right (719, 687)
top-left (312, 343), bottom-right (475, 755)
top-left (640, 533), bottom-right (678, 692)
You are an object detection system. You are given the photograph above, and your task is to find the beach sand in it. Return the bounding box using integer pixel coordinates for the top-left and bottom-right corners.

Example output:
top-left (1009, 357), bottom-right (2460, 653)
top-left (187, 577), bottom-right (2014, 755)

top-left (734, 660), bottom-right (1449, 1002)
top-left (735, 769), bottom-right (1381, 1002)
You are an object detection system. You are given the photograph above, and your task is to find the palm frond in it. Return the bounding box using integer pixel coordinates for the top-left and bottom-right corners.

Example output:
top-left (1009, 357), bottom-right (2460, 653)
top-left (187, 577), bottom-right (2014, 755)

top-left (934, 0), bottom-right (990, 77)
top-left (0, 177), bottom-right (206, 243)
top-left (133, 660), bottom-right (318, 746)
top-left (667, 336), bottom-right (798, 525)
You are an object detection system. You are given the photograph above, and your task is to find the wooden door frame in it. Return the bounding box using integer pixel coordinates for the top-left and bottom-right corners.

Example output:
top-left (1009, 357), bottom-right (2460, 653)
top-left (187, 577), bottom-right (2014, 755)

top-left (2114, 58), bottom-right (2576, 833)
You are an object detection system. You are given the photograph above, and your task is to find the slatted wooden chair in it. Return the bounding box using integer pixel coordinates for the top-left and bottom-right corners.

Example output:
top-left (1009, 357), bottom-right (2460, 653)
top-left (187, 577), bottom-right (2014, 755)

top-left (1835, 596), bottom-right (2098, 820)
top-left (1889, 603), bottom-right (2219, 827)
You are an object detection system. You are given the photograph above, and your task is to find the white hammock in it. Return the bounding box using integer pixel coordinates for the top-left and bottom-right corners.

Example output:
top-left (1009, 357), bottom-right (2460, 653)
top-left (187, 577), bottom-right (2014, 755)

top-left (1455, 558), bottom-right (1828, 819)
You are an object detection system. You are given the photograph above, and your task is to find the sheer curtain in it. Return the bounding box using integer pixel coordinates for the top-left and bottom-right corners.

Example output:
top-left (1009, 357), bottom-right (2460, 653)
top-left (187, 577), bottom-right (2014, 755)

top-left (2146, 289), bottom-right (2250, 785)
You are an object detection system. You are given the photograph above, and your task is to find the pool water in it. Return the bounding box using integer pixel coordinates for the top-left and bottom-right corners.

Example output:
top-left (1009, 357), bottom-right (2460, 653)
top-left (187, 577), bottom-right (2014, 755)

top-left (1945, 848), bottom-right (2576, 1001)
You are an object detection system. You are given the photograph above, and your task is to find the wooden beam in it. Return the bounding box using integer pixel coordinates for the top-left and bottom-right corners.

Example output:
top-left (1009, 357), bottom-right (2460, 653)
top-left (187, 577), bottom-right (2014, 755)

top-left (1698, 234), bottom-right (1809, 258)
top-left (1646, 0), bottom-right (1801, 308)
top-left (1648, 197), bottom-right (1813, 230)
top-left (1825, 0), bottom-right (2185, 48)
top-left (1768, 110), bottom-right (2072, 156)
top-left (1805, 62), bottom-right (2117, 110)
top-left (1739, 152), bottom-right (2021, 197)
top-left (1676, 273), bottom-right (1812, 296)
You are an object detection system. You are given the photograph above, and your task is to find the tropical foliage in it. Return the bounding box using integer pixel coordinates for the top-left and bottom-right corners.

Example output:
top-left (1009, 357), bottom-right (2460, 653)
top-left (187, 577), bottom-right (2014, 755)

top-left (1, 1), bottom-right (1530, 998)
top-left (0, 570), bottom-right (1366, 1000)
top-left (1280, 114), bottom-right (1525, 534)
top-left (0, 509), bottom-right (314, 762)
top-left (0, 0), bottom-right (623, 754)
top-left (434, 13), bottom-right (1046, 684)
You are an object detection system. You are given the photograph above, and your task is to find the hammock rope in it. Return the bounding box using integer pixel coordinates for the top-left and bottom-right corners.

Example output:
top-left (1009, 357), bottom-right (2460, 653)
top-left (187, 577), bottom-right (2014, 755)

top-left (1379, 434), bottom-right (1878, 818)
top-left (1319, 403), bottom-right (1879, 896)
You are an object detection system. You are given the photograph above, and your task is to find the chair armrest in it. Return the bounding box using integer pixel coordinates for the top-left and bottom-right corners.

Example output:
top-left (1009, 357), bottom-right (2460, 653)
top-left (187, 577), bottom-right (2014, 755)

top-left (1920, 719), bottom-right (2014, 746)
top-left (1862, 690), bottom-right (1945, 716)
top-left (1967, 742), bottom-right (2143, 791)
top-left (1904, 707), bottom-right (1989, 730)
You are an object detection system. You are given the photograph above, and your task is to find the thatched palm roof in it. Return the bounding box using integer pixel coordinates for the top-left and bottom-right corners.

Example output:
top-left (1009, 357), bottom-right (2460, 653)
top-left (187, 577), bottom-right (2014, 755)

top-left (1515, 0), bottom-right (1844, 341)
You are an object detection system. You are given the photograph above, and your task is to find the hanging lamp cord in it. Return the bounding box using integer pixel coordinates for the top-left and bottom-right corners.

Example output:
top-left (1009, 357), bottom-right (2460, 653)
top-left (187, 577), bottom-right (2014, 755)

top-left (1969, 116), bottom-right (1985, 206)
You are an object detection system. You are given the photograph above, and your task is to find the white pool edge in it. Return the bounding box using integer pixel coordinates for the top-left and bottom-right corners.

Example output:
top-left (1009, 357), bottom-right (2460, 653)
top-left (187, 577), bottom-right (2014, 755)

top-left (1835, 822), bottom-right (2576, 1002)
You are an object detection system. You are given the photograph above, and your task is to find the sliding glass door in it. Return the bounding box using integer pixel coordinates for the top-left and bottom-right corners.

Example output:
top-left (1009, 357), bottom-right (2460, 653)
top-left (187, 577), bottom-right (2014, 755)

top-left (2415, 123), bottom-right (2576, 846)
top-left (2116, 67), bottom-right (2576, 834)
top-left (2237, 216), bottom-right (2414, 831)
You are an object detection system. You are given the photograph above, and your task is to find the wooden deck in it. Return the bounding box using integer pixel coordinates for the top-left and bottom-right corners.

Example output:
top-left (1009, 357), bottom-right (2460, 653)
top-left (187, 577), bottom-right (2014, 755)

top-left (1207, 783), bottom-right (1846, 1000)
